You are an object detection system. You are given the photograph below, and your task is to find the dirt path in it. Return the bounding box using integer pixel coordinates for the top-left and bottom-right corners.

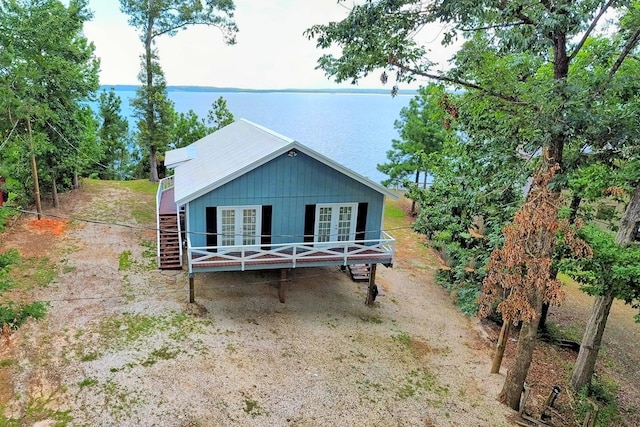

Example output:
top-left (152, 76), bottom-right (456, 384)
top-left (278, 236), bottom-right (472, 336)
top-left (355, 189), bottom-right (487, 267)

top-left (1, 181), bottom-right (518, 426)
top-left (4, 182), bottom-right (638, 426)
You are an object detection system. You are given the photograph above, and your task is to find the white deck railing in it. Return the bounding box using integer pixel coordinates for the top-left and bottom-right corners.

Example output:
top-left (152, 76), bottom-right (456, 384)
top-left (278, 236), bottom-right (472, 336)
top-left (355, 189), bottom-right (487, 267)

top-left (186, 231), bottom-right (395, 273)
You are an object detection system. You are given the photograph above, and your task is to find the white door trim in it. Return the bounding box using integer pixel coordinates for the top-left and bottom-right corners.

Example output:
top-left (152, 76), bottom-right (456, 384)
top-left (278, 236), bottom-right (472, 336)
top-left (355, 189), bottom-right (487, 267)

top-left (314, 203), bottom-right (358, 243)
top-left (217, 205), bottom-right (262, 247)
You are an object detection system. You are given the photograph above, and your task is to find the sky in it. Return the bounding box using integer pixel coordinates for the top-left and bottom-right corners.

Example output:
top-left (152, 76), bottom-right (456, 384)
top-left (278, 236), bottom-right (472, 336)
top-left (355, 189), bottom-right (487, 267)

top-left (83, 0), bottom-right (454, 90)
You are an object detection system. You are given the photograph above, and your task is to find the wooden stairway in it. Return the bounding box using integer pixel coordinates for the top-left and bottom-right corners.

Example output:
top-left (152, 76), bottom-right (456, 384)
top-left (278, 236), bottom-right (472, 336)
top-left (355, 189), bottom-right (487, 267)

top-left (159, 214), bottom-right (181, 269)
top-left (347, 264), bottom-right (370, 282)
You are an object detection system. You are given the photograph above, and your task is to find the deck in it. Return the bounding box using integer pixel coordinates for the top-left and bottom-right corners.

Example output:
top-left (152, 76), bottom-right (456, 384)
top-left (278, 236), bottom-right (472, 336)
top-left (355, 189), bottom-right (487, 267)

top-left (158, 186), bottom-right (178, 215)
top-left (186, 235), bottom-right (395, 273)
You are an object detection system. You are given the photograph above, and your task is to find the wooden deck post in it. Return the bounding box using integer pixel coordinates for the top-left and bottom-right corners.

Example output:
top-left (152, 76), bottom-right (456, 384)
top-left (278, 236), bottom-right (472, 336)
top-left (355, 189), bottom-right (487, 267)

top-left (365, 263), bottom-right (378, 306)
top-left (278, 269), bottom-right (287, 303)
top-left (189, 274), bottom-right (195, 303)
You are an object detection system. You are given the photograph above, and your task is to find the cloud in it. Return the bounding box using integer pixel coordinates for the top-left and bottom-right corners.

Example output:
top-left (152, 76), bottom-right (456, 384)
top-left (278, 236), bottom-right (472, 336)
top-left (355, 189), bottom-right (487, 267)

top-left (84, 0), bottom-right (453, 89)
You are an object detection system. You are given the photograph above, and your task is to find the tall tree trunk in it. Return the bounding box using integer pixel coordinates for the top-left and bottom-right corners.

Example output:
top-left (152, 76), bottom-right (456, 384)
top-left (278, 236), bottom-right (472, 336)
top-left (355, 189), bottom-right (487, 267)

top-left (615, 183), bottom-right (640, 245)
top-left (27, 119), bottom-right (42, 220)
top-left (410, 170), bottom-right (419, 215)
top-left (491, 321), bottom-right (511, 374)
top-left (571, 289), bottom-right (615, 391)
top-left (568, 194), bottom-right (582, 224)
top-left (73, 172), bottom-right (79, 190)
top-left (51, 173), bottom-right (59, 208)
top-left (149, 145), bottom-right (159, 183)
top-left (500, 293), bottom-right (545, 410)
top-left (145, 12), bottom-right (158, 183)
top-left (571, 183), bottom-right (640, 391)
top-left (498, 28), bottom-right (570, 408)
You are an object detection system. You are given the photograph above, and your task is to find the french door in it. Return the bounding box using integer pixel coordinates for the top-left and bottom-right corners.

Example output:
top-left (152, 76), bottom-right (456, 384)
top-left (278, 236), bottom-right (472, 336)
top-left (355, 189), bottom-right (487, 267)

top-left (217, 206), bottom-right (261, 247)
top-left (314, 203), bottom-right (358, 243)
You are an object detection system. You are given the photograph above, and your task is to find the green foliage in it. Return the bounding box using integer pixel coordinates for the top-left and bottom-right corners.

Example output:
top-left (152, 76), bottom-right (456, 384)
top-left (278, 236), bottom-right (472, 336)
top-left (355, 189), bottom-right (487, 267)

top-left (0, 301), bottom-right (49, 330)
top-left (120, 0), bottom-right (237, 181)
top-left (118, 250), bottom-right (133, 271)
top-left (575, 375), bottom-right (621, 427)
top-left (78, 377), bottom-right (99, 388)
top-left (95, 88), bottom-right (134, 180)
top-left (172, 97), bottom-right (235, 149)
top-left (243, 397), bottom-right (263, 417)
top-left (377, 84), bottom-right (447, 187)
top-left (0, 248), bottom-right (20, 271)
top-left (561, 225), bottom-right (640, 310)
top-left (0, 0), bottom-right (100, 204)
top-left (207, 96), bottom-right (235, 131)
top-left (130, 50), bottom-right (176, 181)
top-left (0, 249), bottom-right (46, 330)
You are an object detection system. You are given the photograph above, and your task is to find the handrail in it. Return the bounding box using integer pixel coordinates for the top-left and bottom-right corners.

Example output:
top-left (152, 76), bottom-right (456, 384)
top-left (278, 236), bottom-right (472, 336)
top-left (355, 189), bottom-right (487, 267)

top-left (188, 234), bottom-right (396, 271)
top-left (156, 176), bottom-right (179, 268)
top-left (155, 180), bottom-right (164, 268)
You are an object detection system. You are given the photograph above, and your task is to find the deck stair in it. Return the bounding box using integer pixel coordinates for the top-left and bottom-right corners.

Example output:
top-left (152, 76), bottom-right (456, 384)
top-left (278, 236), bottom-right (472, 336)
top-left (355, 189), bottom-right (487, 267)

top-left (347, 264), bottom-right (371, 282)
top-left (159, 214), bottom-right (181, 269)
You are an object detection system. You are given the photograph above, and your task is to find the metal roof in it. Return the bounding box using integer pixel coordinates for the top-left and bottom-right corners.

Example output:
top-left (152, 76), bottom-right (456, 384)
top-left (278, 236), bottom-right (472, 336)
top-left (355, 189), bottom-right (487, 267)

top-left (167, 119), bottom-right (397, 205)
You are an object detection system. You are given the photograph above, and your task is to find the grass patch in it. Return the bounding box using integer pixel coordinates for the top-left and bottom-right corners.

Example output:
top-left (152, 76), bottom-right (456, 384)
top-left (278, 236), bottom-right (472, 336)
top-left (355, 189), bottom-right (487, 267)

top-left (0, 301), bottom-right (49, 330)
top-left (141, 345), bottom-right (180, 367)
top-left (62, 265), bottom-right (76, 274)
top-left (544, 321), bottom-right (583, 344)
top-left (82, 178), bottom-right (157, 195)
top-left (1, 393), bottom-right (74, 426)
top-left (90, 311), bottom-right (208, 351)
top-left (391, 331), bottom-right (413, 347)
top-left (385, 200), bottom-right (406, 218)
top-left (13, 256), bottom-right (57, 289)
top-left (78, 377), bottom-right (99, 388)
top-left (139, 240), bottom-right (157, 269)
top-left (359, 313), bottom-right (383, 324)
top-left (100, 379), bottom-right (145, 422)
top-left (0, 358), bottom-right (13, 368)
top-left (397, 368), bottom-right (449, 400)
top-left (79, 351), bottom-right (100, 362)
top-left (575, 374), bottom-right (621, 426)
top-left (118, 250), bottom-right (133, 271)
top-left (243, 397), bottom-right (263, 417)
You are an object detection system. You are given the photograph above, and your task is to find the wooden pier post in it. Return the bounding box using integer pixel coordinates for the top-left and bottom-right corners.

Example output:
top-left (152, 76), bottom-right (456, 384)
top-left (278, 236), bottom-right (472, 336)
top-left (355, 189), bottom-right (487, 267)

top-left (365, 264), bottom-right (378, 306)
top-left (189, 274), bottom-right (195, 303)
top-left (278, 269), bottom-right (287, 303)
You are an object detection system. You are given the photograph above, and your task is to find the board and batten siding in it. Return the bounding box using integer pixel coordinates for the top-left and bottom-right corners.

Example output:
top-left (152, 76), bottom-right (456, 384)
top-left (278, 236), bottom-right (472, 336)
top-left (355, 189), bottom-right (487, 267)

top-left (187, 151), bottom-right (385, 247)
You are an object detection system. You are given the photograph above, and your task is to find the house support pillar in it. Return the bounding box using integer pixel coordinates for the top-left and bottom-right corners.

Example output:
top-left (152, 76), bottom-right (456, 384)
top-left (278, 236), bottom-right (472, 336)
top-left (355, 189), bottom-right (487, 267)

top-left (189, 274), bottom-right (195, 304)
top-left (365, 264), bottom-right (378, 306)
top-left (278, 269), bottom-right (287, 303)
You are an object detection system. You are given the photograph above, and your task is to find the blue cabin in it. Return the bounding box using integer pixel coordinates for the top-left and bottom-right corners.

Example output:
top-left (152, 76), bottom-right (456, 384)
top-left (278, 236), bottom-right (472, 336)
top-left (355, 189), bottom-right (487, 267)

top-left (156, 120), bottom-right (396, 301)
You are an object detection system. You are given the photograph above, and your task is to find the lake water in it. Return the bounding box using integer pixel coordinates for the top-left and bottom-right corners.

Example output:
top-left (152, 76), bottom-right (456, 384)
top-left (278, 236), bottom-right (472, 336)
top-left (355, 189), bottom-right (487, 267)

top-left (113, 90), bottom-right (413, 184)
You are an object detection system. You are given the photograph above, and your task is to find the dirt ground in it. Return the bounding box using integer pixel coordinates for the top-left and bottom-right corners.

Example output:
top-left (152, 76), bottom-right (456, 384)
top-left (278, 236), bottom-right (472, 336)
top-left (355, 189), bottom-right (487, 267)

top-left (0, 181), bottom-right (637, 426)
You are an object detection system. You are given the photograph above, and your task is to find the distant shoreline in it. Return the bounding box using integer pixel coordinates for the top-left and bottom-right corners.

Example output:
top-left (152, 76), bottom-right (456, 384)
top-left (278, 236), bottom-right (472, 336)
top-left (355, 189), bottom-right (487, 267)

top-left (99, 85), bottom-right (419, 96)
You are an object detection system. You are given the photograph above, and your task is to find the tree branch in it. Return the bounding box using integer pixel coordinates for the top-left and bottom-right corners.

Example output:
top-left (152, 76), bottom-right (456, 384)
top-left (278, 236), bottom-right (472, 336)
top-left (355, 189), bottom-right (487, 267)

top-left (388, 57), bottom-right (529, 105)
top-left (460, 21), bottom-right (529, 32)
top-left (604, 23), bottom-right (640, 86)
top-left (568, 0), bottom-right (618, 62)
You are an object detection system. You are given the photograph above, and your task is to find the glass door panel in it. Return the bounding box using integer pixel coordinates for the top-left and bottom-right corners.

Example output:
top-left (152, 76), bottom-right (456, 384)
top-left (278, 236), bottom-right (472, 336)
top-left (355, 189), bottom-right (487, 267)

top-left (220, 208), bottom-right (236, 246)
top-left (218, 206), bottom-right (261, 247)
top-left (242, 208), bottom-right (258, 245)
top-left (314, 204), bottom-right (357, 243)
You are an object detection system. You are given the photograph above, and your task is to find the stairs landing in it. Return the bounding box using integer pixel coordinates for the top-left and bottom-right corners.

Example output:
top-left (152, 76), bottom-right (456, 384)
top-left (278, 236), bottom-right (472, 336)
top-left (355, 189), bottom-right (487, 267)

top-left (347, 264), bottom-right (370, 282)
